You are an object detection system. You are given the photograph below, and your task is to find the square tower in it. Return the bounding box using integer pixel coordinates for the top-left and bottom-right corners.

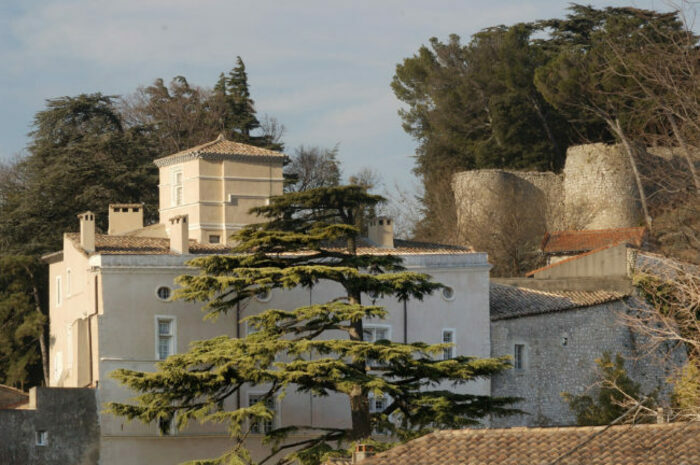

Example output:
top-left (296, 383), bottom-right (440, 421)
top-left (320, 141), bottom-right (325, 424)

top-left (153, 134), bottom-right (286, 244)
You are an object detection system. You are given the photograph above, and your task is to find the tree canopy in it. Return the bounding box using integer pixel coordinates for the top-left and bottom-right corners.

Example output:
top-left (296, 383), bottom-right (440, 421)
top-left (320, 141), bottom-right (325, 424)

top-left (109, 185), bottom-right (516, 465)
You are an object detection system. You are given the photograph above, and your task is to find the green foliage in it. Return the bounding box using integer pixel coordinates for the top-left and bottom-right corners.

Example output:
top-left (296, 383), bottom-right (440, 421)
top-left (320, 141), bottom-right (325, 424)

top-left (213, 57), bottom-right (281, 150)
top-left (0, 93), bottom-right (160, 255)
top-left (671, 359), bottom-right (700, 417)
top-left (562, 352), bottom-right (656, 426)
top-left (110, 185), bottom-right (516, 464)
top-left (0, 255), bottom-right (47, 388)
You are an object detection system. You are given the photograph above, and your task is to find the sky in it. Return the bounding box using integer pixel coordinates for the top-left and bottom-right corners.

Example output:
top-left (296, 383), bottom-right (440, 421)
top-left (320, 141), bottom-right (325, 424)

top-left (0, 0), bottom-right (678, 190)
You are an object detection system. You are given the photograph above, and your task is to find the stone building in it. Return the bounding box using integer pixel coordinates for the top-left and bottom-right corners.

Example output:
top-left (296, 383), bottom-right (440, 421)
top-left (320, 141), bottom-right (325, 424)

top-left (0, 387), bottom-right (99, 465)
top-left (43, 136), bottom-right (494, 465)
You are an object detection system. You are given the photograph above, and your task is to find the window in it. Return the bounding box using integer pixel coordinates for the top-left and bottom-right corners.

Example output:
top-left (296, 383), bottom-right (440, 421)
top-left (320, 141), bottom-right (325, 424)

top-left (36, 430), bottom-right (48, 446)
top-left (228, 195), bottom-right (238, 206)
top-left (53, 351), bottom-right (63, 383)
top-left (248, 394), bottom-right (275, 434)
top-left (156, 286), bottom-right (172, 301)
top-left (155, 317), bottom-right (176, 360)
top-left (255, 288), bottom-right (271, 303)
top-left (514, 344), bottom-right (525, 370)
top-left (158, 417), bottom-right (175, 436)
top-left (364, 325), bottom-right (390, 368)
top-left (363, 325), bottom-right (390, 342)
top-left (56, 276), bottom-right (62, 307)
top-left (171, 169), bottom-right (183, 206)
top-left (369, 393), bottom-right (390, 434)
top-left (66, 269), bottom-right (71, 297)
top-left (442, 329), bottom-right (455, 360)
top-left (441, 286), bottom-right (455, 300)
top-left (209, 235), bottom-right (221, 244)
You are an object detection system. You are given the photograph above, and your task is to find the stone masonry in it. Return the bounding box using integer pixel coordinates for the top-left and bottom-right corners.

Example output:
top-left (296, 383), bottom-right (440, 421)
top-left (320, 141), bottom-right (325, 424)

top-left (0, 387), bottom-right (99, 465)
top-left (490, 298), bottom-right (682, 427)
top-left (452, 143), bottom-right (644, 250)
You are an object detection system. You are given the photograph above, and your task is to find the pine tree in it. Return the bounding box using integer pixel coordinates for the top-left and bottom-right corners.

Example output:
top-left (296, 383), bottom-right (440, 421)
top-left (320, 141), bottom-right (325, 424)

top-left (109, 185), bottom-right (516, 465)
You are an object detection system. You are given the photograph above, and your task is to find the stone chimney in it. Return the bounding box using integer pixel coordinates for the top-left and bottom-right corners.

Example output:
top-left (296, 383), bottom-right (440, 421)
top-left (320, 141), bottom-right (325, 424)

top-left (352, 444), bottom-right (375, 463)
top-left (169, 215), bottom-right (189, 254)
top-left (77, 211), bottom-right (96, 253)
top-left (108, 203), bottom-right (143, 235)
top-left (367, 216), bottom-right (394, 248)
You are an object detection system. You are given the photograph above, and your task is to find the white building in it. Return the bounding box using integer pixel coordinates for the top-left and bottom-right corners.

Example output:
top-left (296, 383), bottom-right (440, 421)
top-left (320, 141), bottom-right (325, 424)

top-left (44, 137), bottom-right (493, 465)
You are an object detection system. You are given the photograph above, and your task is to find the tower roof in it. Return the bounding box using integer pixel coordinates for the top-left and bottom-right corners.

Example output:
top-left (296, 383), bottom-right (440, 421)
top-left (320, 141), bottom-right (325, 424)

top-left (154, 134), bottom-right (286, 167)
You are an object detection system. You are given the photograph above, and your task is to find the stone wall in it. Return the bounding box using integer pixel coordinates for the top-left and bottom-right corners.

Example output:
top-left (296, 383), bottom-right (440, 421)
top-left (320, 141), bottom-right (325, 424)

top-left (452, 144), bottom-right (644, 261)
top-left (490, 299), bottom-right (683, 427)
top-left (0, 387), bottom-right (99, 465)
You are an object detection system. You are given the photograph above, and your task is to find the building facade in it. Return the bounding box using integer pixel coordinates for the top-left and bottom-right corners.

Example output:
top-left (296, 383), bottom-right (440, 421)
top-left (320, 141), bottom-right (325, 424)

top-left (44, 137), bottom-right (493, 465)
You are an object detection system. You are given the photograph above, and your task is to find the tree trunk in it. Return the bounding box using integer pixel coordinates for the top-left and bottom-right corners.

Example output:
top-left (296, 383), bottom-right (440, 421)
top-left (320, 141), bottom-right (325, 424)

top-left (24, 265), bottom-right (49, 386)
top-left (668, 113), bottom-right (700, 193)
top-left (609, 118), bottom-right (653, 232)
top-left (347, 288), bottom-right (371, 439)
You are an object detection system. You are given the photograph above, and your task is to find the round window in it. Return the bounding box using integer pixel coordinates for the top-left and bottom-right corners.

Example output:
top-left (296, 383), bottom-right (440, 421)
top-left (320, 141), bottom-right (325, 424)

top-left (156, 286), bottom-right (172, 301)
top-left (255, 288), bottom-right (271, 302)
top-left (441, 286), bottom-right (455, 300)
top-left (368, 290), bottom-right (379, 300)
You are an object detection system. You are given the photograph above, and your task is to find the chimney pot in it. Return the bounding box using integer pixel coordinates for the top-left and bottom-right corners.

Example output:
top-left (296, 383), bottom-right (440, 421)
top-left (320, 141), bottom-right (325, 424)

top-left (352, 444), bottom-right (375, 464)
top-left (77, 211), bottom-right (96, 253)
top-left (367, 216), bottom-right (394, 248)
top-left (108, 203), bottom-right (144, 235)
top-left (169, 215), bottom-right (189, 254)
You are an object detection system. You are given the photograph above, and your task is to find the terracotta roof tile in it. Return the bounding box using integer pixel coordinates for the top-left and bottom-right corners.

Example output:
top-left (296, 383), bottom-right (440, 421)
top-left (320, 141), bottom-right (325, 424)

top-left (358, 422), bottom-right (700, 465)
top-left (66, 234), bottom-right (473, 257)
top-left (490, 283), bottom-right (627, 320)
top-left (154, 134), bottom-right (285, 167)
top-left (542, 227), bottom-right (647, 254)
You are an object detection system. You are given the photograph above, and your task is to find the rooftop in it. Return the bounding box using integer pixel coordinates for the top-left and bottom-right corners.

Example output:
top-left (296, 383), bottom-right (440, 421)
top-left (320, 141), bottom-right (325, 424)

top-left (490, 283), bottom-right (627, 320)
top-left (541, 227), bottom-right (646, 254)
top-left (154, 134), bottom-right (286, 167)
top-left (357, 422), bottom-right (700, 465)
top-left (64, 233), bottom-right (474, 257)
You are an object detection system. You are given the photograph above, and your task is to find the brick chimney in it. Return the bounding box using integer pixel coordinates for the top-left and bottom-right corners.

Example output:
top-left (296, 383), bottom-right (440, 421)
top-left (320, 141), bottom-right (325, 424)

top-left (367, 216), bottom-right (394, 248)
top-left (108, 203), bottom-right (143, 235)
top-left (77, 211), bottom-right (96, 253)
top-left (169, 215), bottom-right (189, 254)
top-left (352, 444), bottom-right (375, 463)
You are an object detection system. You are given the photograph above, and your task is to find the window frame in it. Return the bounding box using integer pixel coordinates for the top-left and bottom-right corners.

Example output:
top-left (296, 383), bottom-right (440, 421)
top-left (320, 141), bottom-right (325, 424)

top-left (514, 343), bottom-right (526, 371)
top-left (155, 286), bottom-right (172, 302)
top-left (65, 269), bottom-right (71, 297)
top-left (36, 430), bottom-right (48, 446)
top-left (363, 324), bottom-right (391, 368)
top-left (154, 315), bottom-right (177, 361)
top-left (247, 392), bottom-right (278, 434)
top-left (56, 275), bottom-right (62, 307)
top-left (209, 235), bottom-right (221, 244)
top-left (442, 328), bottom-right (456, 360)
top-left (171, 168), bottom-right (184, 206)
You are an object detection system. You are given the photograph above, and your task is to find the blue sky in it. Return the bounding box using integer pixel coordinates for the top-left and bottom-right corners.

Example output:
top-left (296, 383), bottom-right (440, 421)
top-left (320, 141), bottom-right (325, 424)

top-left (0, 0), bottom-right (677, 188)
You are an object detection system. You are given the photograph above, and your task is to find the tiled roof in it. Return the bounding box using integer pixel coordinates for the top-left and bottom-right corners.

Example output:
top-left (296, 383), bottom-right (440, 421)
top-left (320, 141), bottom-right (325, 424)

top-left (154, 134), bottom-right (285, 167)
top-left (542, 227), bottom-right (646, 254)
top-left (66, 234), bottom-right (473, 256)
top-left (358, 422), bottom-right (700, 465)
top-left (490, 283), bottom-right (627, 320)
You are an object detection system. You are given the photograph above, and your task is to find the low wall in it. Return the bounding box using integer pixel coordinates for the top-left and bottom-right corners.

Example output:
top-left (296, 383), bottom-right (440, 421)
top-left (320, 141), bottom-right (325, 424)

top-left (0, 387), bottom-right (99, 465)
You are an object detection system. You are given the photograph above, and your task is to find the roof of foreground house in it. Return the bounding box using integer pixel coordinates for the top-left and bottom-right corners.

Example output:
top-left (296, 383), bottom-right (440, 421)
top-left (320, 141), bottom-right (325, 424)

top-left (357, 422), bottom-right (700, 465)
top-left (154, 134), bottom-right (286, 167)
top-left (490, 283), bottom-right (627, 320)
top-left (541, 227), bottom-right (646, 254)
top-left (64, 233), bottom-right (474, 257)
